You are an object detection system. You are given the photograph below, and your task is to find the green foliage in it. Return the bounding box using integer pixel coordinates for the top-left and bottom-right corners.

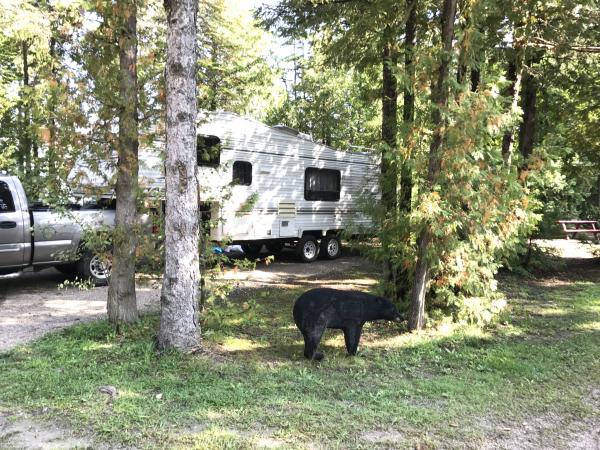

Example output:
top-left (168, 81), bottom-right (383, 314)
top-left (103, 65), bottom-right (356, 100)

top-left (262, 0), bottom-right (600, 326)
top-left (266, 51), bottom-right (380, 149)
top-left (0, 0), bottom-right (598, 331)
top-left (235, 191), bottom-right (259, 216)
top-left (198, 0), bottom-right (280, 119)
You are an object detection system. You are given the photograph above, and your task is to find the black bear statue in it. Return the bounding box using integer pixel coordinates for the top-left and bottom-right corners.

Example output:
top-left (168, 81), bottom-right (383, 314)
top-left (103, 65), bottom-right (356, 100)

top-left (293, 288), bottom-right (403, 360)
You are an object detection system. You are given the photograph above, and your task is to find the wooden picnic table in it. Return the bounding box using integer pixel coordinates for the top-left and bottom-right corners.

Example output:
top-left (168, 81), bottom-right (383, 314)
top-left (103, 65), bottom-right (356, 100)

top-left (557, 220), bottom-right (600, 241)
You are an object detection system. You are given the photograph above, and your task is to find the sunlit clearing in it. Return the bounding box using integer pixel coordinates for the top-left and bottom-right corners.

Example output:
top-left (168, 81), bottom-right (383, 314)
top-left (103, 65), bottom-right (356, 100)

top-left (221, 337), bottom-right (268, 351)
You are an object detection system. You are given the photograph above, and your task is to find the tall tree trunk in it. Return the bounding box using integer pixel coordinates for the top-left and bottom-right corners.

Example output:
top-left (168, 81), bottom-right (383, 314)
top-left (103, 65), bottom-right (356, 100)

top-left (408, 0), bottom-right (457, 331)
top-left (380, 26), bottom-right (399, 300)
top-left (396, 0), bottom-right (417, 302)
top-left (158, 0), bottom-right (201, 351)
top-left (501, 59), bottom-right (523, 166)
top-left (20, 41), bottom-right (31, 175)
top-left (107, 0), bottom-right (140, 325)
top-left (381, 30), bottom-right (398, 213)
top-left (518, 70), bottom-right (537, 165)
top-left (597, 175), bottom-right (600, 212)
top-left (400, 0), bottom-right (416, 210)
top-left (470, 68), bottom-right (480, 92)
top-left (47, 37), bottom-right (58, 184)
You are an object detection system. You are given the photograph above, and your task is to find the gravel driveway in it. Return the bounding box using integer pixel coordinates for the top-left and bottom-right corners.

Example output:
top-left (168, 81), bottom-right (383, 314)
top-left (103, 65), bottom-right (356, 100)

top-left (0, 253), bottom-right (373, 353)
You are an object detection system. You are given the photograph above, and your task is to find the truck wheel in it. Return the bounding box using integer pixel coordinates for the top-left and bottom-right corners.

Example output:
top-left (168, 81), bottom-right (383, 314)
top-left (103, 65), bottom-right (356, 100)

top-left (321, 235), bottom-right (341, 260)
top-left (76, 250), bottom-right (112, 286)
top-left (296, 235), bottom-right (319, 263)
top-left (241, 243), bottom-right (263, 258)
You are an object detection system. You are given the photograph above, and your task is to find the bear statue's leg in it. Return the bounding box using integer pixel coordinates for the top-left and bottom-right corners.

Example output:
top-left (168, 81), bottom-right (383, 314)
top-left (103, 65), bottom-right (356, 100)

top-left (301, 323), bottom-right (326, 361)
top-left (343, 325), bottom-right (363, 355)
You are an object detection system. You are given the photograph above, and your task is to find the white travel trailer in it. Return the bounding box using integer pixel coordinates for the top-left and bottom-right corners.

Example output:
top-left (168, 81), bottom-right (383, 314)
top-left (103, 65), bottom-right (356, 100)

top-left (73, 111), bottom-right (380, 262)
top-left (191, 112), bottom-right (379, 262)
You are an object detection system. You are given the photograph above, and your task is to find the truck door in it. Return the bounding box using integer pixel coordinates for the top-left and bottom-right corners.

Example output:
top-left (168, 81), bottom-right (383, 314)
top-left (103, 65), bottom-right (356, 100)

top-left (0, 179), bottom-right (28, 268)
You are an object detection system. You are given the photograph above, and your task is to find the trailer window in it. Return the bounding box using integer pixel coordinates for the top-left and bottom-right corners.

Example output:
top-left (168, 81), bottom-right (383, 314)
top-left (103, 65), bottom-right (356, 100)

top-left (304, 168), bottom-right (341, 201)
top-left (197, 135), bottom-right (221, 167)
top-left (0, 181), bottom-right (16, 213)
top-left (232, 161), bottom-right (252, 186)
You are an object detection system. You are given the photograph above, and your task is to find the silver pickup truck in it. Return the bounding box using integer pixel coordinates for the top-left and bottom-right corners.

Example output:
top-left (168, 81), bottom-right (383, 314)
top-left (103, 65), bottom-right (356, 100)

top-left (0, 175), bottom-right (115, 284)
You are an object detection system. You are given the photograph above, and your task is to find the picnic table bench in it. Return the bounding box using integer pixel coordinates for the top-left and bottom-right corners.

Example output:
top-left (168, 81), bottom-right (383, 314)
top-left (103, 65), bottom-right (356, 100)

top-left (557, 220), bottom-right (600, 241)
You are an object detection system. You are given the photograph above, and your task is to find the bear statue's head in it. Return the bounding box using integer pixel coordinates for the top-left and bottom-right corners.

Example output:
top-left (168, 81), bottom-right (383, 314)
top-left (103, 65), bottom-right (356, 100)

top-left (374, 296), bottom-right (404, 322)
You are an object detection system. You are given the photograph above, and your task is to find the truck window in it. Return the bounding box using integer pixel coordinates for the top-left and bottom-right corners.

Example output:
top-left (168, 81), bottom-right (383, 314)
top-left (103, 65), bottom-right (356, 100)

top-left (304, 168), bottom-right (341, 201)
top-left (0, 181), bottom-right (16, 213)
top-left (197, 135), bottom-right (221, 167)
top-left (232, 161), bottom-right (252, 186)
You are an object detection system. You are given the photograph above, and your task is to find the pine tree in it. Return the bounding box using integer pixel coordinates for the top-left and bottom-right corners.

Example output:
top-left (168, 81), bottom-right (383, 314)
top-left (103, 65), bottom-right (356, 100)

top-left (408, 0), bottom-right (457, 330)
top-left (107, 0), bottom-right (140, 326)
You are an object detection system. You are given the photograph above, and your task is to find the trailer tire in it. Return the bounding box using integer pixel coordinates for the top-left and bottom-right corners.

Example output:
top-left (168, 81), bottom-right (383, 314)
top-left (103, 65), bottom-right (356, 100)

top-left (76, 250), bottom-right (112, 286)
top-left (296, 235), bottom-right (320, 263)
top-left (321, 235), bottom-right (341, 260)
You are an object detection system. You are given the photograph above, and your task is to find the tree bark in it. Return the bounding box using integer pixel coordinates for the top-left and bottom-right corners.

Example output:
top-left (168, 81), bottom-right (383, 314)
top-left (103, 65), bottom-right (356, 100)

top-left (107, 0), bottom-right (140, 325)
top-left (400, 0), bottom-right (416, 211)
top-left (517, 70), bottom-right (538, 164)
top-left (501, 59), bottom-right (523, 166)
top-left (408, 0), bottom-right (457, 331)
top-left (470, 68), bottom-right (480, 92)
top-left (597, 175), bottom-right (600, 212)
top-left (380, 26), bottom-right (399, 301)
top-left (381, 28), bottom-right (398, 215)
top-left (395, 0), bottom-right (417, 302)
top-left (19, 41), bottom-right (31, 175)
top-left (158, 0), bottom-right (201, 351)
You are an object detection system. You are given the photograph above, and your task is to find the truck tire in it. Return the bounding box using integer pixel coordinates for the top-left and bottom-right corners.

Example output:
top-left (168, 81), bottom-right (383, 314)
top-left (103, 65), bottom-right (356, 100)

top-left (296, 235), bottom-right (319, 263)
top-left (76, 250), bottom-right (112, 286)
top-left (320, 235), bottom-right (341, 260)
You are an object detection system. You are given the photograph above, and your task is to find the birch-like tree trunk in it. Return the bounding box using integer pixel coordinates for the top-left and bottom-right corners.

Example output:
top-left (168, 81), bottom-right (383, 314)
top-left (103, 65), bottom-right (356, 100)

top-left (107, 0), bottom-right (139, 325)
top-left (408, 0), bottom-right (457, 331)
top-left (158, 0), bottom-right (200, 351)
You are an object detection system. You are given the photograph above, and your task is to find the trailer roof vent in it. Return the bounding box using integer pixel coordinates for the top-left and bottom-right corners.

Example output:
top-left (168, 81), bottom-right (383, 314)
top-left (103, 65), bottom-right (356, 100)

top-left (272, 125), bottom-right (314, 143)
top-left (272, 125), bottom-right (300, 136)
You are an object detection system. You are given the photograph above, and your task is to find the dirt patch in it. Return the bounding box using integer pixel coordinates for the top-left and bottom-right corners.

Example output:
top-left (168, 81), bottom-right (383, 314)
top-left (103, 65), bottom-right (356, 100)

top-left (361, 430), bottom-right (405, 445)
top-left (0, 411), bottom-right (92, 450)
top-left (0, 268), bottom-right (161, 353)
top-left (529, 239), bottom-right (600, 285)
top-left (479, 412), bottom-right (600, 450)
top-left (0, 255), bottom-right (376, 353)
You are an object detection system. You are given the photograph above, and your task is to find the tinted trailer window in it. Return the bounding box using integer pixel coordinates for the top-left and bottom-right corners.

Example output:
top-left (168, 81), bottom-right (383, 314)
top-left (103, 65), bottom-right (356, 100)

top-left (304, 168), bottom-right (341, 201)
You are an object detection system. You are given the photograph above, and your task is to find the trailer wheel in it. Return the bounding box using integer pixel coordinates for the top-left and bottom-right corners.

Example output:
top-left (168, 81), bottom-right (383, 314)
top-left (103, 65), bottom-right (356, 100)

top-left (321, 235), bottom-right (341, 260)
top-left (76, 250), bottom-right (112, 286)
top-left (241, 243), bottom-right (262, 258)
top-left (296, 235), bottom-right (319, 263)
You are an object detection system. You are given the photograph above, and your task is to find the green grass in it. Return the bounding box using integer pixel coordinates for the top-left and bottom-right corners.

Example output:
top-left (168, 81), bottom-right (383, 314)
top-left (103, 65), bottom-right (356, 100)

top-left (1, 272), bottom-right (599, 449)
